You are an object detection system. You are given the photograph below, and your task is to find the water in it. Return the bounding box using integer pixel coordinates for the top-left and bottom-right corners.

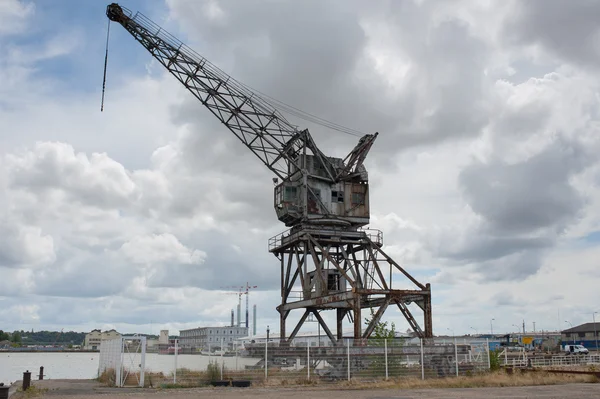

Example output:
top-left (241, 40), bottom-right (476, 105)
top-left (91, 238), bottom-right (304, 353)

top-left (0, 352), bottom-right (261, 384)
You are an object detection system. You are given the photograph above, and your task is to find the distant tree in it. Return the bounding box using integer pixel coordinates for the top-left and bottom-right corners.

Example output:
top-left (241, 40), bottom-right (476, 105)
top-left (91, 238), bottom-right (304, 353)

top-left (364, 308), bottom-right (396, 344)
top-left (0, 330), bottom-right (10, 341)
top-left (364, 308), bottom-right (403, 377)
top-left (11, 331), bottom-right (22, 344)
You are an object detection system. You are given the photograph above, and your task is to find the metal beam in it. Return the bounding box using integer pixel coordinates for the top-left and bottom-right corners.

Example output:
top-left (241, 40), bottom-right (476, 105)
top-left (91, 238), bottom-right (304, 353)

top-left (362, 297), bottom-right (391, 339)
top-left (312, 309), bottom-right (338, 346)
top-left (279, 291), bottom-right (355, 311)
top-left (286, 310), bottom-right (311, 343)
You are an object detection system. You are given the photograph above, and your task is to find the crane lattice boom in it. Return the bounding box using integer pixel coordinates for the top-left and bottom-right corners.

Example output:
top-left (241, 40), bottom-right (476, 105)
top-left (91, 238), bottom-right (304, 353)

top-left (106, 2), bottom-right (378, 228)
top-left (107, 3), bottom-right (337, 181)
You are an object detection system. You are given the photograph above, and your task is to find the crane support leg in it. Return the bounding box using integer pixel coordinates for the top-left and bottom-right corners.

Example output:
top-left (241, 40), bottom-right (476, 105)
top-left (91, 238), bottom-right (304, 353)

top-left (273, 227), bottom-right (433, 347)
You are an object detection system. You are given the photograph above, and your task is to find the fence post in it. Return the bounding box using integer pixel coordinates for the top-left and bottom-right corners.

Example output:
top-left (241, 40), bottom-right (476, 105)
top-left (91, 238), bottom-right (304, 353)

top-left (174, 339), bottom-right (178, 384)
top-left (384, 338), bottom-right (388, 380)
top-left (486, 338), bottom-right (491, 369)
top-left (347, 339), bottom-right (350, 381)
top-left (139, 337), bottom-right (146, 388)
top-left (420, 338), bottom-right (424, 380)
top-left (265, 337), bottom-right (268, 380)
top-left (307, 344), bottom-right (310, 380)
top-left (220, 338), bottom-right (224, 380)
top-left (454, 337), bottom-right (458, 377)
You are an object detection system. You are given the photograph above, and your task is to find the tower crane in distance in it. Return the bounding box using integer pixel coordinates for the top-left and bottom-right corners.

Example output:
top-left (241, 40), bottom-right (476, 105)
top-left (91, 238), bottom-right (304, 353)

top-left (220, 283), bottom-right (257, 330)
top-left (105, 3), bottom-right (432, 344)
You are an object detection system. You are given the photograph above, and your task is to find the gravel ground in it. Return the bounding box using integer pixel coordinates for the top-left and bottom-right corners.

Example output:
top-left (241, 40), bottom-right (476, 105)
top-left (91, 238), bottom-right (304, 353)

top-left (8, 380), bottom-right (600, 399)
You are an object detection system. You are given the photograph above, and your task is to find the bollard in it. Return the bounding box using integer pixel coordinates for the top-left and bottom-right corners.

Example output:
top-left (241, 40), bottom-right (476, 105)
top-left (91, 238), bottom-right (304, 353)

top-left (38, 366), bottom-right (44, 380)
top-left (22, 370), bottom-right (31, 391)
top-left (0, 383), bottom-right (9, 399)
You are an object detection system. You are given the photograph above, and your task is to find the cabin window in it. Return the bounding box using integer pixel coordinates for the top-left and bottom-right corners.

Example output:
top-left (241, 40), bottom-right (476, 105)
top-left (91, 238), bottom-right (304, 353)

top-left (331, 191), bottom-right (344, 202)
top-left (352, 192), bottom-right (365, 205)
top-left (327, 273), bottom-right (340, 291)
top-left (284, 186), bottom-right (297, 202)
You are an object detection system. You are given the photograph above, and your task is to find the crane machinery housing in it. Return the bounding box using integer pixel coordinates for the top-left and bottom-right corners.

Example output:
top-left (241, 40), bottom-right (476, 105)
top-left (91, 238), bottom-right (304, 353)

top-left (105, 3), bottom-right (433, 344)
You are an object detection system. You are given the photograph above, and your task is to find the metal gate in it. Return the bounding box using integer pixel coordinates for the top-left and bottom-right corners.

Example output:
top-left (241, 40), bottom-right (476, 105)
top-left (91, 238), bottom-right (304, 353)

top-left (98, 336), bottom-right (146, 387)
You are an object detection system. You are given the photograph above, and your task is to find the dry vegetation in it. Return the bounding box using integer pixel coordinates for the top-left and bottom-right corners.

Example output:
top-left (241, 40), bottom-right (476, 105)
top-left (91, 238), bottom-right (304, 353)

top-left (97, 367), bottom-right (599, 390)
top-left (335, 370), bottom-right (600, 390)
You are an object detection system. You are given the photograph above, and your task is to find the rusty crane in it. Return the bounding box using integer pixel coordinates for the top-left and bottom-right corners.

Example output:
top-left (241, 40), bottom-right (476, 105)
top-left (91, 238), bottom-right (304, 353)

top-left (105, 3), bottom-right (433, 344)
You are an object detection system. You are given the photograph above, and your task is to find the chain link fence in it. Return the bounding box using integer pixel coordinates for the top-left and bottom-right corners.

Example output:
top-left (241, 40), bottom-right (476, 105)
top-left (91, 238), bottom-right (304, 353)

top-left (99, 337), bottom-right (491, 387)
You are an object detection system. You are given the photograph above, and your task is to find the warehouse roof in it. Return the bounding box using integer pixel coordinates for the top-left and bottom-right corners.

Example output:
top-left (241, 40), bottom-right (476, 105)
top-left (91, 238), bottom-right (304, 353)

top-left (561, 323), bottom-right (600, 333)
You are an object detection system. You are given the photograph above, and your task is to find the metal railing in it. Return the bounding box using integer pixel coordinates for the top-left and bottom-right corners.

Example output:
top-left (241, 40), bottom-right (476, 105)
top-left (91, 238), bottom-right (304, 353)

top-left (268, 227), bottom-right (383, 251)
top-left (501, 353), bottom-right (600, 368)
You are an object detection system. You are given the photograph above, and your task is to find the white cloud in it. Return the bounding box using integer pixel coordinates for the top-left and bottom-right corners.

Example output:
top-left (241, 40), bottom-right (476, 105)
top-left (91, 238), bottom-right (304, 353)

top-left (6, 142), bottom-right (137, 209)
top-left (0, 0), bottom-right (34, 35)
top-left (120, 233), bottom-right (206, 265)
top-left (0, 222), bottom-right (55, 268)
top-left (1, 0), bottom-right (600, 338)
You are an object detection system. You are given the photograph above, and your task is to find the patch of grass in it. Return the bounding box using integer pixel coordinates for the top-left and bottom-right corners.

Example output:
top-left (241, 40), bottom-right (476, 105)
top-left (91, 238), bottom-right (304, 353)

top-left (96, 368), bottom-right (116, 387)
top-left (158, 382), bottom-right (209, 389)
top-left (336, 369), bottom-right (599, 390)
top-left (14, 385), bottom-right (48, 398)
top-left (96, 365), bottom-right (600, 391)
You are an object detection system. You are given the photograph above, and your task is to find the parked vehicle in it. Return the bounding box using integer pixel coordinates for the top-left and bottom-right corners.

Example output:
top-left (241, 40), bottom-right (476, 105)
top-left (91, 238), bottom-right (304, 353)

top-left (564, 344), bottom-right (589, 355)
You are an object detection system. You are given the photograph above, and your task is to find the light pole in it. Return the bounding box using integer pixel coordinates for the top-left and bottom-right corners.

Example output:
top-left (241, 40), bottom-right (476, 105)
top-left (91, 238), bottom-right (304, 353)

top-left (490, 318), bottom-right (495, 336)
top-left (565, 320), bottom-right (573, 328)
top-left (470, 327), bottom-right (478, 336)
top-left (512, 324), bottom-right (520, 345)
top-left (306, 313), bottom-right (322, 347)
top-left (593, 312), bottom-right (598, 352)
top-left (447, 327), bottom-right (455, 337)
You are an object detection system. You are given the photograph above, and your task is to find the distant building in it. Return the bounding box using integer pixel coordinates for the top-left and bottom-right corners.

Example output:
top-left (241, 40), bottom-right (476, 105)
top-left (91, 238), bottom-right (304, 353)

top-left (147, 338), bottom-right (159, 350)
top-left (83, 329), bottom-right (121, 350)
top-left (159, 330), bottom-right (169, 345)
top-left (180, 326), bottom-right (248, 351)
top-left (562, 323), bottom-right (600, 349)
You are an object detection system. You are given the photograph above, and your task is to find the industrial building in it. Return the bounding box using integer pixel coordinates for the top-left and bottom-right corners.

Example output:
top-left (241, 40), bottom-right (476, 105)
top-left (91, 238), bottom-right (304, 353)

top-left (83, 329), bottom-right (121, 350)
top-left (561, 323), bottom-right (600, 349)
top-left (179, 326), bottom-right (248, 351)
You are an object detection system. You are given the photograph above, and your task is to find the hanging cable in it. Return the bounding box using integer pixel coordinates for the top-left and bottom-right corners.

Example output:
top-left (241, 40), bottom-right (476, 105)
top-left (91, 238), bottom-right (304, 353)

top-left (252, 90), bottom-right (364, 137)
top-left (101, 19), bottom-right (111, 112)
top-left (241, 82), bottom-right (364, 137)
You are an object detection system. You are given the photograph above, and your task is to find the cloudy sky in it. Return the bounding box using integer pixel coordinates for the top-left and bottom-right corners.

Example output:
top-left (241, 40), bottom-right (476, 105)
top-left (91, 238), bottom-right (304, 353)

top-left (2, 0), bottom-right (600, 338)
